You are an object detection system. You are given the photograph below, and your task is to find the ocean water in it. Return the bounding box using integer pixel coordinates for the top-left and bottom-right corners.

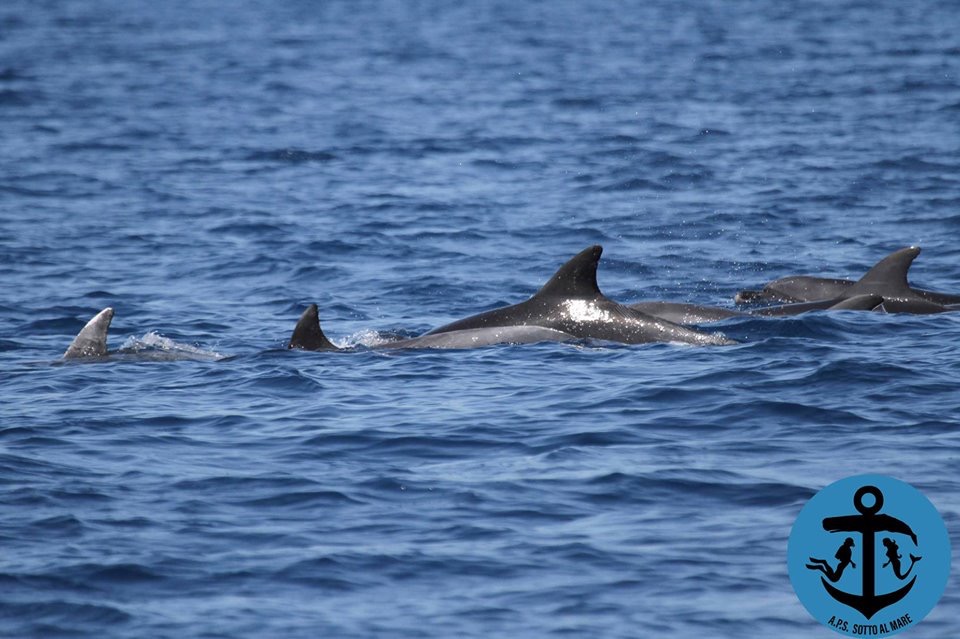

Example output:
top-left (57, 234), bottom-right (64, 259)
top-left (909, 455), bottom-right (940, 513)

top-left (2, 1), bottom-right (960, 637)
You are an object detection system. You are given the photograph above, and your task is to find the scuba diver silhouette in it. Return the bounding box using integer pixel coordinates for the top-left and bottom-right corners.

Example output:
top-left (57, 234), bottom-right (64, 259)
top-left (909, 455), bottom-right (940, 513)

top-left (882, 537), bottom-right (921, 580)
top-left (806, 537), bottom-right (857, 582)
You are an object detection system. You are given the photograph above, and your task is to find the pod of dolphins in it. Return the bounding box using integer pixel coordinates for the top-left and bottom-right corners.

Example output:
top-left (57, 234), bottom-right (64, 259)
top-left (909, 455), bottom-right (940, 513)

top-left (62, 245), bottom-right (960, 359)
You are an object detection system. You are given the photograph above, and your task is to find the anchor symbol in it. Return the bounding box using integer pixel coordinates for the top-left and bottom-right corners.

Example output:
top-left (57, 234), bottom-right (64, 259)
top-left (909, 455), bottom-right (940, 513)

top-left (816, 485), bottom-right (918, 619)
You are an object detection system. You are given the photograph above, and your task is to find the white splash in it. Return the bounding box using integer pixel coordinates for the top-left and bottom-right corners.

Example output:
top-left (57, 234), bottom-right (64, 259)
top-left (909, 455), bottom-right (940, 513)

top-left (341, 329), bottom-right (395, 349)
top-left (562, 299), bottom-right (614, 323)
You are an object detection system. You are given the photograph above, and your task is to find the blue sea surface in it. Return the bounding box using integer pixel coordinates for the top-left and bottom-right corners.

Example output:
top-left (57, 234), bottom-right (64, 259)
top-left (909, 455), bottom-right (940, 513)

top-left (2, 1), bottom-right (960, 637)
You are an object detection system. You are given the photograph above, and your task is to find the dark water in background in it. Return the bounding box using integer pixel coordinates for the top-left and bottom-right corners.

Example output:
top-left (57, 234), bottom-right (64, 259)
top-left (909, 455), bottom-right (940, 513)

top-left (2, 0), bottom-right (960, 636)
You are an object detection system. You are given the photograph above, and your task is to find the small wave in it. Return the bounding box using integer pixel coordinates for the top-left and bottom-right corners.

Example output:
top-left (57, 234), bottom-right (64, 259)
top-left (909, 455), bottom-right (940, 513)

top-left (552, 97), bottom-right (602, 109)
top-left (16, 514), bottom-right (87, 540)
top-left (85, 563), bottom-right (164, 584)
top-left (0, 600), bottom-right (132, 625)
top-left (244, 148), bottom-right (337, 163)
top-left (56, 141), bottom-right (131, 153)
top-left (207, 221), bottom-right (290, 236)
top-left (118, 332), bottom-right (226, 360)
top-left (589, 177), bottom-right (668, 192)
top-left (695, 127), bottom-right (731, 138)
top-left (273, 558), bottom-right (358, 590)
top-left (871, 156), bottom-right (957, 173)
top-left (0, 67), bottom-right (29, 81)
top-left (173, 474), bottom-right (317, 491)
top-left (0, 88), bottom-right (40, 106)
top-left (237, 490), bottom-right (362, 507)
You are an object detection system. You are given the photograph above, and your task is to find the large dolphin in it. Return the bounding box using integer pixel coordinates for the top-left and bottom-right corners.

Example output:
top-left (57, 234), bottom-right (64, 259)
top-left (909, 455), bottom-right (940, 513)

top-left (289, 245), bottom-right (735, 351)
top-left (628, 294), bottom-right (884, 325)
top-left (735, 247), bottom-right (960, 308)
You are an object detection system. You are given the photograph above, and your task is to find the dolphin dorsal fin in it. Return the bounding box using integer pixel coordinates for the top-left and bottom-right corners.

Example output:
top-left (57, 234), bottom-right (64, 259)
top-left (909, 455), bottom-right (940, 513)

top-left (534, 245), bottom-right (604, 299)
top-left (851, 246), bottom-right (919, 296)
top-left (828, 294), bottom-right (883, 311)
top-left (64, 307), bottom-right (114, 358)
top-left (288, 304), bottom-right (339, 351)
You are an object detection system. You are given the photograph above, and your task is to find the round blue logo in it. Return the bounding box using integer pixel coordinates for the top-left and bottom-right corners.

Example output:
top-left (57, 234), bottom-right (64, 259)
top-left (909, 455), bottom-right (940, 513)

top-left (788, 475), bottom-right (950, 637)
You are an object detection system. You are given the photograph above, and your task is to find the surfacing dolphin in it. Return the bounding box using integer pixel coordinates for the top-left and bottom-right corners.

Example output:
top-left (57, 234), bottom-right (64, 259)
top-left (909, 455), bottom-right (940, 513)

top-left (735, 246), bottom-right (960, 310)
top-left (62, 307), bottom-right (223, 361)
top-left (288, 304), bottom-right (576, 351)
top-left (628, 294), bottom-right (884, 325)
top-left (289, 245), bottom-right (735, 351)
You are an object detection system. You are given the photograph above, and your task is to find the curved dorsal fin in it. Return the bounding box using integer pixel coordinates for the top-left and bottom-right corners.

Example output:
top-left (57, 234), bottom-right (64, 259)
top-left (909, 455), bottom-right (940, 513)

top-left (533, 245), bottom-right (603, 299)
top-left (851, 247), bottom-right (919, 296)
top-left (64, 307), bottom-right (114, 358)
top-left (828, 294), bottom-right (883, 311)
top-left (288, 304), bottom-right (339, 351)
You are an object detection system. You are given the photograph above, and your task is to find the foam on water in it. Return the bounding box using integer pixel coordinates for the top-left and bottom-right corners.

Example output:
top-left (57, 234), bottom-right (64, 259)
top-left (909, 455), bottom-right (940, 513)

top-left (340, 329), bottom-right (402, 349)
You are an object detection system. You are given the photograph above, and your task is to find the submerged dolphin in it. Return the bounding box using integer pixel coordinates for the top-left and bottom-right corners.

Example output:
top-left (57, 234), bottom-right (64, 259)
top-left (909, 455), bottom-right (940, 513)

top-left (735, 247), bottom-right (960, 309)
top-left (289, 245), bottom-right (735, 351)
top-left (629, 294), bottom-right (884, 325)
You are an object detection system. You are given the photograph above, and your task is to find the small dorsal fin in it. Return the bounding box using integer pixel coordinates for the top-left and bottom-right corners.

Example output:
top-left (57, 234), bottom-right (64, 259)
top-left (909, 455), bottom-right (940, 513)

top-left (851, 247), bottom-right (919, 296)
top-left (533, 245), bottom-right (603, 299)
top-left (828, 294), bottom-right (883, 311)
top-left (64, 307), bottom-right (114, 358)
top-left (288, 304), bottom-right (339, 351)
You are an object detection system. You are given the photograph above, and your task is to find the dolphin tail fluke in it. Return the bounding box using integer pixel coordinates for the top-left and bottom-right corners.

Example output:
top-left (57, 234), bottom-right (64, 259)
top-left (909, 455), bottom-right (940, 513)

top-left (64, 307), bottom-right (114, 359)
top-left (288, 304), bottom-right (340, 351)
top-left (828, 294), bottom-right (883, 311)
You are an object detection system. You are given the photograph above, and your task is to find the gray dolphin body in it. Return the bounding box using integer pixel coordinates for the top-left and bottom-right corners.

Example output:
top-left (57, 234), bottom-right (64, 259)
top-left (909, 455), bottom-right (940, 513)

top-left (734, 276), bottom-right (854, 305)
top-left (289, 246), bottom-right (735, 351)
top-left (288, 304), bottom-right (576, 351)
top-left (628, 294), bottom-right (884, 325)
top-left (735, 247), bottom-right (960, 309)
